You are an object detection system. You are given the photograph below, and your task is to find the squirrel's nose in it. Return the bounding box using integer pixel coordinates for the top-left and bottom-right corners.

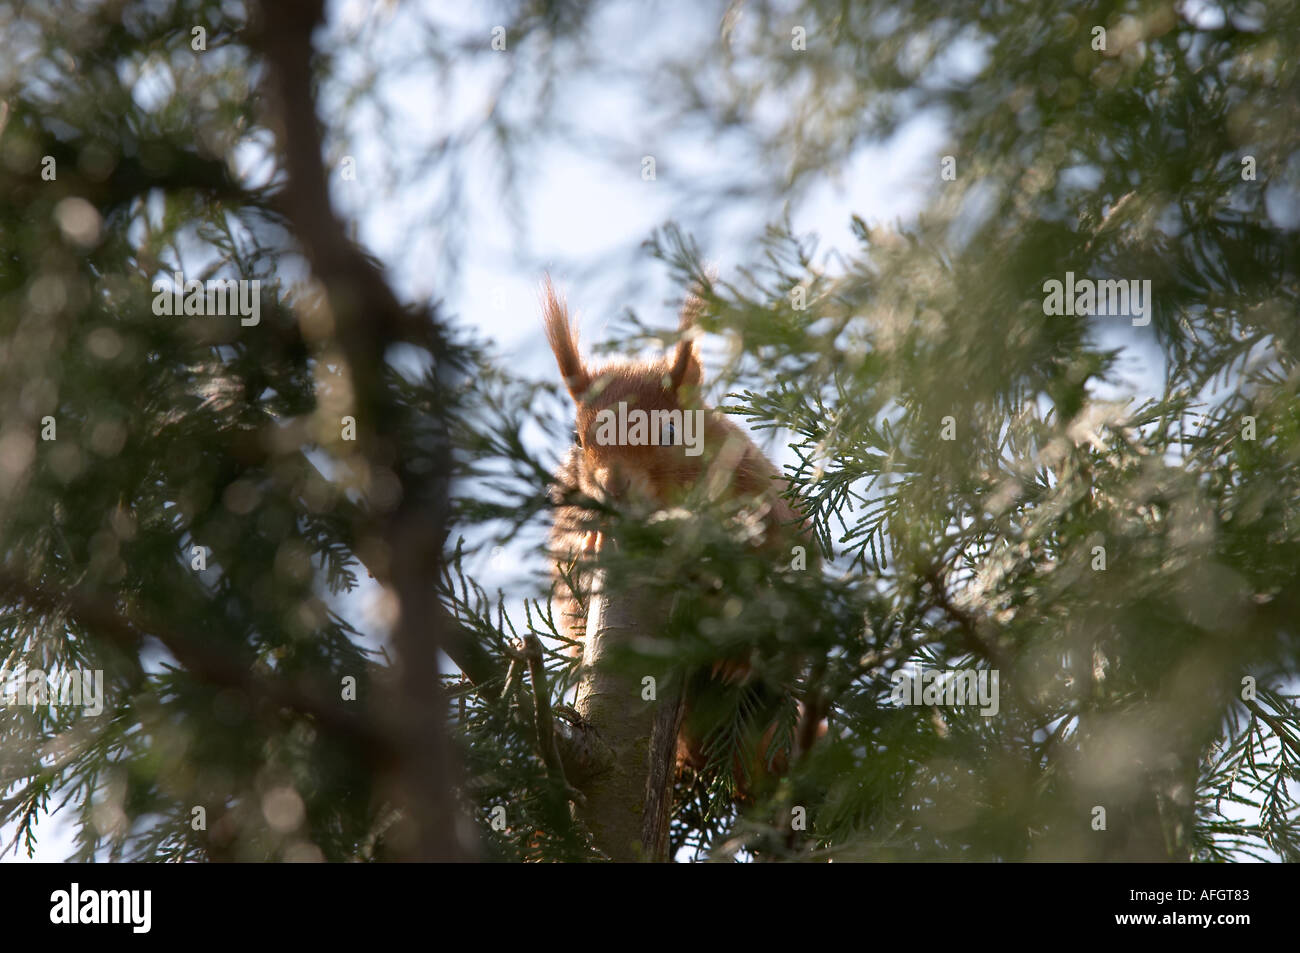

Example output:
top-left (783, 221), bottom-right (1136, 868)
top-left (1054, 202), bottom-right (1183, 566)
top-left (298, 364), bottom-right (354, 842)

top-left (597, 465), bottom-right (648, 502)
top-left (610, 471), bottom-right (634, 498)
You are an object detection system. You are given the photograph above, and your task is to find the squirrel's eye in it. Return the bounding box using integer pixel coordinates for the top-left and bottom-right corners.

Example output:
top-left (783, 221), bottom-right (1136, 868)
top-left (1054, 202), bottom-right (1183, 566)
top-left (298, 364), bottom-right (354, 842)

top-left (572, 428), bottom-right (583, 447)
top-left (663, 422), bottom-right (676, 445)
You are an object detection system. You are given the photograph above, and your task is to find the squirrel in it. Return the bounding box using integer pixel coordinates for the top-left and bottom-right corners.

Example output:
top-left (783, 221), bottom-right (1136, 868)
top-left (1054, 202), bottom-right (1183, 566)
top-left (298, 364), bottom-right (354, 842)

top-left (542, 277), bottom-right (816, 792)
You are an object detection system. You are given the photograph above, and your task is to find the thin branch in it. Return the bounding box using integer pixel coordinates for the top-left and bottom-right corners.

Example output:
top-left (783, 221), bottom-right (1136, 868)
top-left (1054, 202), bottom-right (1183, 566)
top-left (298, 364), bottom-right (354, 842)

top-left (253, 0), bottom-right (469, 860)
top-left (523, 634), bottom-right (584, 806)
top-left (0, 567), bottom-right (388, 757)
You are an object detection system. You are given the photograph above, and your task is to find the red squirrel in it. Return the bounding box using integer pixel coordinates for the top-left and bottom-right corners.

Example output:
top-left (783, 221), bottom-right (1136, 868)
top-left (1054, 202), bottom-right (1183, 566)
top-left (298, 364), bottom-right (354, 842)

top-left (542, 278), bottom-right (811, 788)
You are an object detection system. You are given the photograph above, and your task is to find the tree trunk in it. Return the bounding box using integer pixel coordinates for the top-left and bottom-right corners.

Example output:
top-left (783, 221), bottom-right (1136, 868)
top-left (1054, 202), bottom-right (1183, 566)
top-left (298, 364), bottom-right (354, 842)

top-left (573, 571), bottom-right (683, 862)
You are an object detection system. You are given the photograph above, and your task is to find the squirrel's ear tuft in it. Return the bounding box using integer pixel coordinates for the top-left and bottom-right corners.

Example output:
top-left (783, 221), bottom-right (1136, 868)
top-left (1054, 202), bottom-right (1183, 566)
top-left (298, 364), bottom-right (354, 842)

top-left (669, 288), bottom-right (705, 393)
top-left (542, 276), bottom-right (590, 400)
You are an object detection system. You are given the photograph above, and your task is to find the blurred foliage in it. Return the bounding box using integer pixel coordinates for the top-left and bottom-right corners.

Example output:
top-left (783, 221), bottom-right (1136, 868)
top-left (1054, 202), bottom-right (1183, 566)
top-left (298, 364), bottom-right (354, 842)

top-left (0, 0), bottom-right (1297, 862)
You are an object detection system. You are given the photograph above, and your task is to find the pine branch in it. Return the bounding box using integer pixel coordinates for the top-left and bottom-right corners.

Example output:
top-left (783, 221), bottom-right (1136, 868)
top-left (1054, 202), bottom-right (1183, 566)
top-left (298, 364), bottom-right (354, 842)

top-left (0, 566), bottom-right (386, 757)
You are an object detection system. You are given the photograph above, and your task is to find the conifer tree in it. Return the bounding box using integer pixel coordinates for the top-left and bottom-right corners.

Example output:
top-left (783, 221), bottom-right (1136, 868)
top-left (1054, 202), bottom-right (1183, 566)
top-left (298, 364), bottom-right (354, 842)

top-left (1, 0), bottom-right (1296, 862)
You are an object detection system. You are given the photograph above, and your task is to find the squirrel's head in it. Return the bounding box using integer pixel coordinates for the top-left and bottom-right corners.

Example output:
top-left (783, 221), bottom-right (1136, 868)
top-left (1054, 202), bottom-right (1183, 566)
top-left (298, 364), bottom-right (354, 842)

top-left (543, 277), bottom-right (708, 504)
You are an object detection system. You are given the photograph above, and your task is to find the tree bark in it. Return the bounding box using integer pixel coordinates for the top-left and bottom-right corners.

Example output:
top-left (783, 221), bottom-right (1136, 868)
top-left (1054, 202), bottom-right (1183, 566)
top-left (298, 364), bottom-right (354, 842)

top-left (573, 571), bottom-right (683, 862)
